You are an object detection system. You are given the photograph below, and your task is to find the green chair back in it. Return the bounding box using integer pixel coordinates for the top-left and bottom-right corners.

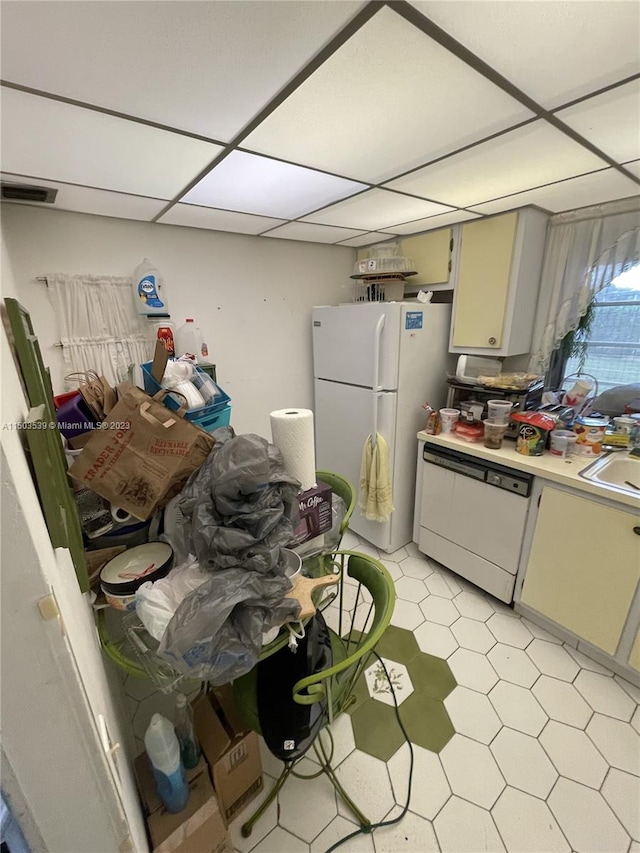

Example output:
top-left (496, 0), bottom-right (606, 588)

top-left (316, 470), bottom-right (356, 538)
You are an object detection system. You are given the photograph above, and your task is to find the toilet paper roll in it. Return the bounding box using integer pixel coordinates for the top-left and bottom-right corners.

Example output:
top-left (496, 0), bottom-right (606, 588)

top-left (270, 408), bottom-right (317, 491)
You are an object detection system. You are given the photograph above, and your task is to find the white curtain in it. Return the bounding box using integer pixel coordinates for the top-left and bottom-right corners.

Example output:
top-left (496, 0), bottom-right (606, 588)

top-left (529, 200), bottom-right (640, 374)
top-left (47, 274), bottom-right (155, 386)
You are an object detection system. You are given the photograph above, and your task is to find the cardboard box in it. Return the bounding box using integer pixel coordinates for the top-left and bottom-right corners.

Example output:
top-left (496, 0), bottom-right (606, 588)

top-left (146, 770), bottom-right (231, 853)
top-left (290, 481), bottom-right (332, 547)
top-left (134, 754), bottom-right (209, 817)
top-left (193, 686), bottom-right (263, 825)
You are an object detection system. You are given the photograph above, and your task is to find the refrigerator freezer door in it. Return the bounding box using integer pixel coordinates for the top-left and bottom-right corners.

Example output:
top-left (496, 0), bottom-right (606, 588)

top-left (314, 378), bottom-right (397, 552)
top-left (312, 303), bottom-right (402, 390)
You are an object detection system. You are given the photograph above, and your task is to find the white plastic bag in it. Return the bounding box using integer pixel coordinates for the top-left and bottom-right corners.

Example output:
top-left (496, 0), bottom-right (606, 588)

top-left (136, 558), bottom-right (209, 641)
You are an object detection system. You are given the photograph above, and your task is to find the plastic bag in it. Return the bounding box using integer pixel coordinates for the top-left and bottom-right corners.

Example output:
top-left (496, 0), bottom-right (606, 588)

top-left (135, 557), bottom-right (209, 641)
top-left (177, 431), bottom-right (300, 574)
top-left (158, 568), bottom-right (300, 684)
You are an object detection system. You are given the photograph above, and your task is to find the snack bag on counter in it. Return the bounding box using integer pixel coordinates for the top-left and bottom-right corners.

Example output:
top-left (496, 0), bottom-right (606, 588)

top-left (422, 402), bottom-right (441, 435)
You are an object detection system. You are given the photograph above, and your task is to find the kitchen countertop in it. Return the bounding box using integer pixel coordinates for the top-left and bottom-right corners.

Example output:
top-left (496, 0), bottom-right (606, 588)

top-left (417, 430), bottom-right (640, 510)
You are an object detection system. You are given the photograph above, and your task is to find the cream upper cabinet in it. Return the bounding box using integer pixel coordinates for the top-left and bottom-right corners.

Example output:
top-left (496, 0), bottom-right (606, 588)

top-left (520, 485), bottom-right (640, 656)
top-left (450, 207), bottom-right (548, 356)
top-left (399, 229), bottom-right (453, 287)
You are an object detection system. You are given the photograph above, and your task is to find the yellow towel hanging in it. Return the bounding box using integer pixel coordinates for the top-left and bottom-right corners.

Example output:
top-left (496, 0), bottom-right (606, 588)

top-left (358, 432), bottom-right (394, 522)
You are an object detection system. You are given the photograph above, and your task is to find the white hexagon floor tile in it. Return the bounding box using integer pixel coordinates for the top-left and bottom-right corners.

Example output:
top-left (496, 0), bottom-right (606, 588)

top-left (565, 645), bottom-right (616, 674)
top-left (229, 775), bottom-right (279, 853)
top-left (614, 675), bottom-right (640, 703)
top-left (440, 734), bottom-right (505, 809)
top-left (340, 531), bottom-right (360, 550)
top-left (436, 566), bottom-right (466, 597)
top-left (489, 680), bottom-right (548, 736)
top-left (380, 559), bottom-right (403, 581)
top-left (574, 670), bottom-right (637, 721)
top-left (448, 648), bottom-right (499, 693)
top-left (492, 786), bottom-right (570, 852)
top-left (364, 657), bottom-right (414, 707)
top-left (487, 643), bottom-right (540, 688)
top-left (633, 707), bottom-right (640, 735)
top-left (525, 639), bottom-right (580, 682)
top-left (540, 720), bottom-right (609, 788)
top-left (586, 714), bottom-right (640, 775)
top-left (434, 796), bottom-right (505, 853)
top-left (424, 571), bottom-right (457, 599)
top-left (548, 777), bottom-right (630, 853)
top-left (389, 599), bottom-right (424, 631)
top-left (123, 674), bottom-right (159, 702)
top-left (387, 743), bottom-right (450, 821)
top-left (259, 736), bottom-right (284, 780)
top-left (414, 621), bottom-right (459, 659)
top-left (334, 750), bottom-right (394, 824)
top-left (444, 686), bottom-right (502, 744)
top-left (374, 805), bottom-right (439, 852)
top-left (354, 544), bottom-right (380, 560)
top-left (384, 546), bottom-right (408, 563)
top-left (520, 617), bottom-right (563, 644)
top-left (310, 816), bottom-right (374, 853)
top-left (420, 595), bottom-right (459, 626)
top-left (532, 674), bottom-right (593, 728)
top-left (307, 715), bottom-right (357, 770)
top-left (450, 617), bottom-right (496, 654)
top-left (250, 825), bottom-right (309, 853)
top-left (394, 575), bottom-right (429, 604)
top-left (278, 757), bottom-right (338, 843)
top-left (486, 613), bottom-right (534, 648)
top-left (490, 727), bottom-right (558, 798)
top-left (399, 555), bottom-right (433, 580)
top-left (601, 768), bottom-right (640, 841)
top-left (452, 591), bottom-right (494, 622)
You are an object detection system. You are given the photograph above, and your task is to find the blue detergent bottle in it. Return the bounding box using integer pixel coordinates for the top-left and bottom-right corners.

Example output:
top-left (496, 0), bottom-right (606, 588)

top-left (133, 258), bottom-right (169, 316)
top-left (144, 713), bottom-right (189, 813)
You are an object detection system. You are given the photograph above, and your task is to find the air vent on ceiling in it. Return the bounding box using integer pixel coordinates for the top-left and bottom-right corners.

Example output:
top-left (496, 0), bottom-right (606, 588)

top-left (1, 183), bottom-right (58, 204)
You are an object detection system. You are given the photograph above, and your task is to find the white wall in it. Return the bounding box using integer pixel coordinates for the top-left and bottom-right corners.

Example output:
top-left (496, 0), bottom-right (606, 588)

top-left (1, 205), bottom-right (354, 436)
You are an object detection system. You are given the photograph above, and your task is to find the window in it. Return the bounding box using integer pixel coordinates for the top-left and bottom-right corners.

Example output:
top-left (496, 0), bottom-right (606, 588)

top-left (564, 264), bottom-right (640, 392)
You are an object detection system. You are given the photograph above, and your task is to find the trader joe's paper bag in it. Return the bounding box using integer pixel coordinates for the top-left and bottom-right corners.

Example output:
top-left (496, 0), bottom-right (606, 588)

top-left (69, 385), bottom-right (215, 521)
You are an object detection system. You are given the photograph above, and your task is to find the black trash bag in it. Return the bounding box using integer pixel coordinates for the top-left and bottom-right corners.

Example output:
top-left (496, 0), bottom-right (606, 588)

top-left (257, 610), bottom-right (333, 761)
top-left (158, 567), bottom-right (300, 684)
top-left (177, 432), bottom-right (301, 573)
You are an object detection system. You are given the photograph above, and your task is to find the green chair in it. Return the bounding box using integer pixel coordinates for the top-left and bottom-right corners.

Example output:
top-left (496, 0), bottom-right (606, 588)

top-left (233, 550), bottom-right (396, 837)
top-left (316, 469), bottom-right (356, 545)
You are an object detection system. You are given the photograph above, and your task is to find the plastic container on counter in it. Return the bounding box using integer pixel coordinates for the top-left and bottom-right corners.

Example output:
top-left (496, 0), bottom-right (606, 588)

top-left (487, 400), bottom-right (513, 424)
top-left (573, 416), bottom-right (609, 456)
top-left (439, 408), bottom-right (460, 433)
top-left (453, 420), bottom-right (485, 443)
top-left (512, 412), bottom-right (556, 457)
top-left (483, 420), bottom-right (508, 449)
top-left (550, 430), bottom-right (578, 458)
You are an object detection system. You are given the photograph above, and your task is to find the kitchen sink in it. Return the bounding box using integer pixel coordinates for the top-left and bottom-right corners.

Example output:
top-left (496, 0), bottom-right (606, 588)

top-left (579, 451), bottom-right (640, 498)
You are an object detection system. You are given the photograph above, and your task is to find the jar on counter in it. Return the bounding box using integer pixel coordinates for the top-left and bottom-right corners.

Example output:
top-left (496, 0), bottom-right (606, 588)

top-left (573, 416), bottom-right (610, 456)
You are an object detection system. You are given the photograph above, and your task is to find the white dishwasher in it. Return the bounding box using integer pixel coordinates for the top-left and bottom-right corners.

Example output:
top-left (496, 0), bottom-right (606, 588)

top-left (417, 442), bottom-right (533, 603)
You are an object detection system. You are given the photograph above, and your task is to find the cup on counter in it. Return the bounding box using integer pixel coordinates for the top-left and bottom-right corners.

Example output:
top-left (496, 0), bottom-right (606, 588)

top-left (613, 416), bottom-right (635, 435)
top-left (483, 420), bottom-right (508, 449)
top-left (550, 430), bottom-right (578, 458)
top-left (487, 400), bottom-right (513, 424)
top-left (439, 408), bottom-right (460, 433)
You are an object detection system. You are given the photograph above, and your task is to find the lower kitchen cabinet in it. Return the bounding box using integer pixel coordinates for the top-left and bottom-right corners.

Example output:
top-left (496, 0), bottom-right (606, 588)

top-left (520, 485), bottom-right (640, 656)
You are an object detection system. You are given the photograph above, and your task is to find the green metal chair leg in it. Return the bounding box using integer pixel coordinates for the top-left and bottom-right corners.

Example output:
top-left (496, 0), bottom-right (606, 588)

top-left (240, 761), bottom-right (295, 838)
top-left (313, 733), bottom-right (371, 830)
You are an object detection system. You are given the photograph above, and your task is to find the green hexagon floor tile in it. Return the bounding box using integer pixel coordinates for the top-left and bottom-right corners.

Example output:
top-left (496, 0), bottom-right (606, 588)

top-left (345, 625), bottom-right (457, 758)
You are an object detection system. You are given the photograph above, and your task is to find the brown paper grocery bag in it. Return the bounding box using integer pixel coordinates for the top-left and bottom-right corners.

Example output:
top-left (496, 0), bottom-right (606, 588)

top-left (69, 385), bottom-right (215, 521)
top-left (65, 370), bottom-right (117, 420)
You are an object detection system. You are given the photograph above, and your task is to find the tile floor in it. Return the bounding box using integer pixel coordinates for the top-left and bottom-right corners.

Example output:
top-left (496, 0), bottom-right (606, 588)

top-left (123, 530), bottom-right (640, 853)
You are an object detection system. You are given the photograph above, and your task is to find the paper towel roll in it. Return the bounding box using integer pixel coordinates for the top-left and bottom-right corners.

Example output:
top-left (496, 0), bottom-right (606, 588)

top-left (270, 408), bottom-right (317, 491)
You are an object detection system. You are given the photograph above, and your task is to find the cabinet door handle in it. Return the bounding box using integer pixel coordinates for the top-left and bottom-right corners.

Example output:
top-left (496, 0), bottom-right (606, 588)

top-left (488, 336), bottom-right (497, 345)
top-left (634, 527), bottom-right (640, 536)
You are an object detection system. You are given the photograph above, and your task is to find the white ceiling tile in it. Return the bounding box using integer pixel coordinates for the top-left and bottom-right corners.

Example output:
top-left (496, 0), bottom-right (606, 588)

top-left (0, 1), bottom-right (365, 141)
top-left (390, 210), bottom-right (482, 235)
top-left (181, 151), bottom-right (366, 219)
top-left (243, 6), bottom-right (532, 183)
top-left (156, 203), bottom-right (285, 235)
top-left (1, 88), bottom-right (221, 199)
top-left (556, 80), bottom-right (640, 164)
top-left (385, 121), bottom-right (607, 208)
top-left (336, 232), bottom-right (395, 247)
top-left (469, 169), bottom-right (640, 216)
top-left (0, 173), bottom-right (166, 221)
top-left (262, 221), bottom-right (365, 243)
top-left (302, 189), bottom-right (453, 231)
top-left (411, 1), bottom-right (640, 109)
top-left (623, 160), bottom-right (640, 179)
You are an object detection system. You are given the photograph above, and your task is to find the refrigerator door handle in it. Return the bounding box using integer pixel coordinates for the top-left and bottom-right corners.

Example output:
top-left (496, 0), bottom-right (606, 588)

top-left (372, 391), bottom-right (382, 448)
top-left (373, 315), bottom-right (385, 392)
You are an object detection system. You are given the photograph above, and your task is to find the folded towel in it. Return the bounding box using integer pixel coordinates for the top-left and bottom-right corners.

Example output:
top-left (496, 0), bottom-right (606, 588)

top-left (358, 433), bottom-right (394, 523)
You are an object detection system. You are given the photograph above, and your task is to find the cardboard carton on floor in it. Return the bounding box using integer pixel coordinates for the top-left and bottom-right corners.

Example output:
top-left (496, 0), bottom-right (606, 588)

top-left (147, 770), bottom-right (231, 853)
top-left (134, 754), bottom-right (209, 817)
top-left (193, 685), bottom-right (263, 826)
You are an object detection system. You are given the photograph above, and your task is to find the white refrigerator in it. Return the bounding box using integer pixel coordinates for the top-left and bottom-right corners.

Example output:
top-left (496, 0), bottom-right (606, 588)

top-left (313, 301), bottom-right (452, 553)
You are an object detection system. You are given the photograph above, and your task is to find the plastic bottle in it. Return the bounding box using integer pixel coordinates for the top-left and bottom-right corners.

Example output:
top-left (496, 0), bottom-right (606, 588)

top-left (144, 713), bottom-right (189, 813)
top-left (175, 319), bottom-right (207, 363)
top-left (133, 259), bottom-right (169, 316)
top-left (175, 693), bottom-right (201, 770)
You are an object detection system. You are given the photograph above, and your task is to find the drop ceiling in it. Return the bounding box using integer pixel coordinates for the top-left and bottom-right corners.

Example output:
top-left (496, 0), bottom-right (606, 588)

top-left (1, 0), bottom-right (638, 247)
